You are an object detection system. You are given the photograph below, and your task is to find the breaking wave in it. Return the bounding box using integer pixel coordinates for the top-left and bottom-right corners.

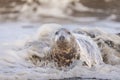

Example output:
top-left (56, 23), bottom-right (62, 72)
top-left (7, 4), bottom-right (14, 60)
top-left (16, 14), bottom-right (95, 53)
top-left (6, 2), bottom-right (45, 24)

top-left (0, 0), bottom-right (120, 22)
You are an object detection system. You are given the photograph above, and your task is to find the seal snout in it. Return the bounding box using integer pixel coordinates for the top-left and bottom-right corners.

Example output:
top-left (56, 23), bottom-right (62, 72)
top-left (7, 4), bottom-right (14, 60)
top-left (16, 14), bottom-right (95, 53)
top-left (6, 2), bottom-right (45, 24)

top-left (59, 35), bottom-right (65, 41)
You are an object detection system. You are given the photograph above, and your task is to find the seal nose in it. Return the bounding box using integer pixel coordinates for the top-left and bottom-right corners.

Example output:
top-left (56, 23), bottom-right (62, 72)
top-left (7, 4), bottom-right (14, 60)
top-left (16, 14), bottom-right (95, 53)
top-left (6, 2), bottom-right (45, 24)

top-left (59, 36), bottom-right (65, 41)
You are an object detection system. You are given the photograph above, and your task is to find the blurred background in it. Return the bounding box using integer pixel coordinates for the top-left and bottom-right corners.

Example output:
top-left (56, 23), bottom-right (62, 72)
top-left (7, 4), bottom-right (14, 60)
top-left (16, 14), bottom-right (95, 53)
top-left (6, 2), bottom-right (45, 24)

top-left (0, 0), bottom-right (120, 23)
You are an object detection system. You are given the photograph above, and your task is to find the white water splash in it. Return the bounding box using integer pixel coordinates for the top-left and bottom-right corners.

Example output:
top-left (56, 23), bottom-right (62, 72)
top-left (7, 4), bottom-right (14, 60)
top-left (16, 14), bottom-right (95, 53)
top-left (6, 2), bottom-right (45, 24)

top-left (0, 22), bottom-right (120, 80)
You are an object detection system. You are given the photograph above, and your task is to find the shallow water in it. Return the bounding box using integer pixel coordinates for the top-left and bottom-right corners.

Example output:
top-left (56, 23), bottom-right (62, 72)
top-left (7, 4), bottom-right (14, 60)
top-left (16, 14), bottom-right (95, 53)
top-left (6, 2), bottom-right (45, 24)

top-left (0, 21), bottom-right (120, 80)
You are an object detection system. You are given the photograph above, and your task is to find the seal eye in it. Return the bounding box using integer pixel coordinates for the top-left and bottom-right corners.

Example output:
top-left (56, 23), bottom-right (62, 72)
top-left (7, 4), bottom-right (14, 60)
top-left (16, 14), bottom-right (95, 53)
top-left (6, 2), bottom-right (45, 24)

top-left (55, 31), bottom-right (59, 35)
top-left (67, 31), bottom-right (71, 35)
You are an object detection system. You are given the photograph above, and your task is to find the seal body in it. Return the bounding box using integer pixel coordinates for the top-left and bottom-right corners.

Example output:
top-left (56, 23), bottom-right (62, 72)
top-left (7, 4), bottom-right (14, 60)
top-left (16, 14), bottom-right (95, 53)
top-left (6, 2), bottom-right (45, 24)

top-left (25, 24), bottom-right (103, 69)
top-left (50, 28), bottom-right (80, 67)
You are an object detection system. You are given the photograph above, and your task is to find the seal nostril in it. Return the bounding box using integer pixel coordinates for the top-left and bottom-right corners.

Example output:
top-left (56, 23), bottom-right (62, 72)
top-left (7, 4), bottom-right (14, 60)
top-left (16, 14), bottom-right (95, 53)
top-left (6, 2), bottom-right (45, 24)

top-left (59, 36), bottom-right (65, 41)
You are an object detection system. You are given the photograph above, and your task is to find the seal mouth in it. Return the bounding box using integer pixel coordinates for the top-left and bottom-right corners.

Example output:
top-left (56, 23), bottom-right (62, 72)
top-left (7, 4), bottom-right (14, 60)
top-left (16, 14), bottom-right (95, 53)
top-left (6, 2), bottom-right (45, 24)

top-left (56, 40), bottom-right (69, 49)
top-left (59, 35), bottom-right (65, 41)
top-left (57, 35), bottom-right (68, 44)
